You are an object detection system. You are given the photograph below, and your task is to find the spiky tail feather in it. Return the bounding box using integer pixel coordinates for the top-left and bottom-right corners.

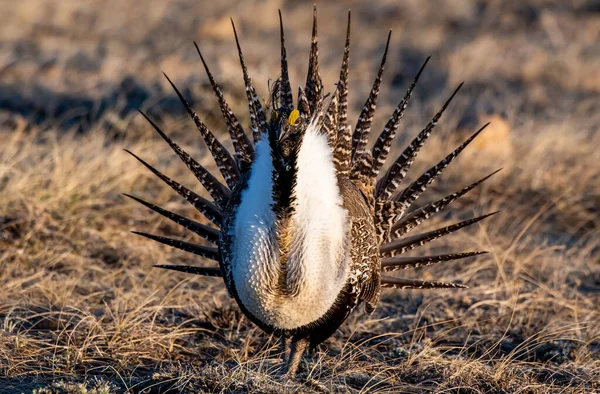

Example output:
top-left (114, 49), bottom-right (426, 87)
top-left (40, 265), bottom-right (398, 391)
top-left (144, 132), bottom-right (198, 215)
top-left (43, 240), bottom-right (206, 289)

top-left (193, 42), bottom-right (254, 165)
top-left (231, 19), bottom-right (268, 144)
top-left (351, 30), bottom-right (391, 164)
top-left (124, 194), bottom-right (220, 244)
top-left (132, 231), bottom-right (219, 261)
top-left (154, 265), bottom-right (223, 277)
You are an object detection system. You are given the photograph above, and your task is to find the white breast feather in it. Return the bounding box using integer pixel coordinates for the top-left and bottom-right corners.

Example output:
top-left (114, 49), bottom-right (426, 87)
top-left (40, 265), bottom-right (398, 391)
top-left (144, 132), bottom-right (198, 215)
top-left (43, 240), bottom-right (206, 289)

top-left (231, 133), bottom-right (279, 319)
top-left (232, 127), bottom-right (350, 330)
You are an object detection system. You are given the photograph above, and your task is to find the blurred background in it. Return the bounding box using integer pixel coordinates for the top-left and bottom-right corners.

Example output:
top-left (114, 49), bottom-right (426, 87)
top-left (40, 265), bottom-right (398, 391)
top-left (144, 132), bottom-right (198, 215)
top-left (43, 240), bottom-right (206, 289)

top-left (0, 1), bottom-right (598, 392)
top-left (1, 0), bottom-right (598, 133)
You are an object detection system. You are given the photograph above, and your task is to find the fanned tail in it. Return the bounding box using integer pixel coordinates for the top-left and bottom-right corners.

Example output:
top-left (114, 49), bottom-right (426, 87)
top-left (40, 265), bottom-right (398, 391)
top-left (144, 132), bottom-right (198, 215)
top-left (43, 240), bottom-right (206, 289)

top-left (127, 7), bottom-right (499, 295)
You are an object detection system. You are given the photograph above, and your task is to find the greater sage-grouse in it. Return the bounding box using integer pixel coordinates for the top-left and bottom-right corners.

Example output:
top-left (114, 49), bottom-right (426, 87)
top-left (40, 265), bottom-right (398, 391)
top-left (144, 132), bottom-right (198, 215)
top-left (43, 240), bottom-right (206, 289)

top-left (126, 7), bottom-right (497, 376)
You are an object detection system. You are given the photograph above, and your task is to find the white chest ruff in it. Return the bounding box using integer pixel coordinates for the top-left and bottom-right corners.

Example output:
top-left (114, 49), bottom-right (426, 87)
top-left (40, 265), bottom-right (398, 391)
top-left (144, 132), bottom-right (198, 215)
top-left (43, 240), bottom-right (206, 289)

top-left (230, 130), bottom-right (350, 330)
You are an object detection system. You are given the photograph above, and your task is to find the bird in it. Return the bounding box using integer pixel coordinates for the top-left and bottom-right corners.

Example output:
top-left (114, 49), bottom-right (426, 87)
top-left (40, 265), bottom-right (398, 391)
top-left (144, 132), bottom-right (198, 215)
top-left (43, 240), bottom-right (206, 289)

top-left (125, 7), bottom-right (498, 377)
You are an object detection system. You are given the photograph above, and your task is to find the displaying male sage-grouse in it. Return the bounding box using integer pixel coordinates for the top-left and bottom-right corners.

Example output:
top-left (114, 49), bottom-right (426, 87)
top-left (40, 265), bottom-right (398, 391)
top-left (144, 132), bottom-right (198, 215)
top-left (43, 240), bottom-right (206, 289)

top-left (126, 7), bottom-right (498, 376)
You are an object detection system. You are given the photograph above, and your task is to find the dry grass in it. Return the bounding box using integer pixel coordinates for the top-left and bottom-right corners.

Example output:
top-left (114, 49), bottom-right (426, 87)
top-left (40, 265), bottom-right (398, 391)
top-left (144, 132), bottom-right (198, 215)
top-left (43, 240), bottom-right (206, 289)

top-left (1, 0), bottom-right (599, 393)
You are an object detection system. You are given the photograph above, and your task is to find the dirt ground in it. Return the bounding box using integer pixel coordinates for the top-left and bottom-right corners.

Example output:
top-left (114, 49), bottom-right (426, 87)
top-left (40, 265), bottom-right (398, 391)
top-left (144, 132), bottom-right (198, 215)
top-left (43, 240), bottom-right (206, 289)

top-left (0, 0), bottom-right (599, 392)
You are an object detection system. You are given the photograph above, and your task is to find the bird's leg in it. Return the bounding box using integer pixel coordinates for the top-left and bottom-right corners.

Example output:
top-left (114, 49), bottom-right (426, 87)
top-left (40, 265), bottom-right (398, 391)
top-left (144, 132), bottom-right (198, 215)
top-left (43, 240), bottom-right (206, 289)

top-left (279, 336), bottom-right (290, 360)
top-left (283, 337), bottom-right (309, 377)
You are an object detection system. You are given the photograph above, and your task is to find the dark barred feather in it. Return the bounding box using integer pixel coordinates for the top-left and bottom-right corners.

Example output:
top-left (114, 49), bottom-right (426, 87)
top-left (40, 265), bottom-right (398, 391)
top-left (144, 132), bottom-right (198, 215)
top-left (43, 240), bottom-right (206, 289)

top-left (337, 12), bottom-right (351, 146)
top-left (278, 10), bottom-right (294, 114)
top-left (132, 231), bottom-right (220, 261)
top-left (394, 122), bottom-right (490, 206)
top-left (138, 110), bottom-right (230, 205)
top-left (124, 149), bottom-right (222, 225)
top-left (370, 56), bottom-right (430, 178)
top-left (124, 194), bottom-right (220, 244)
top-left (333, 12), bottom-right (352, 175)
top-left (381, 276), bottom-right (467, 289)
top-left (376, 82), bottom-right (464, 200)
top-left (297, 85), bottom-right (310, 118)
top-left (304, 6), bottom-right (322, 116)
top-left (392, 169), bottom-right (501, 237)
top-left (323, 85), bottom-right (340, 144)
top-left (163, 74), bottom-right (240, 188)
top-left (380, 212), bottom-right (498, 256)
top-left (374, 200), bottom-right (408, 241)
top-left (154, 265), bottom-right (223, 277)
top-left (231, 19), bottom-right (267, 144)
top-left (351, 30), bottom-right (391, 163)
top-left (194, 42), bottom-right (254, 165)
top-left (381, 251), bottom-right (488, 271)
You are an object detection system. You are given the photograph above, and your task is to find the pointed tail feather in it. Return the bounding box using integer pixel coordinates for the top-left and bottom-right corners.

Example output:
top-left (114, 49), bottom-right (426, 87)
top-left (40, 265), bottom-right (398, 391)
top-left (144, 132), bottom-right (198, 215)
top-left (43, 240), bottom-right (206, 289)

top-left (393, 169), bottom-right (501, 237)
top-left (371, 56), bottom-right (430, 178)
top-left (303, 5), bottom-right (322, 116)
top-left (138, 110), bottom-right (231, 205)
top-left (381, 276), bottom-right (467, 289)
top-left (333, 11), bottom-right (352, 176)
top-left (278, 10), bottom-right (294, 114)
top-left (231, 19), bottom-right (268, 144)
top-left (193, 43), bottom-right (254, 164)
top-left (376, 82), bottom-right (464, 200)
top-left (163, 74), bottom-right (240, 188)
top-left (381, 251), bottom-right (488, 271)
top-left (154, 265), bottom-right (222, 277)
top-left (394, 123), bottom-right (490, 207)
top-left (132, 231), bottom-right (219, 261)
top-left (124, 150), bottom-right (223, 225)
top-left (351, 30), bottom-right (392, 163)
top-left (124, 194), bottom-right (220, 244)
top-left (337, 11), bottom-right (351, 147)
top-left (380, 211), bottom-right (498, 255)
top-left (323, 85), bottom-right (340, 144)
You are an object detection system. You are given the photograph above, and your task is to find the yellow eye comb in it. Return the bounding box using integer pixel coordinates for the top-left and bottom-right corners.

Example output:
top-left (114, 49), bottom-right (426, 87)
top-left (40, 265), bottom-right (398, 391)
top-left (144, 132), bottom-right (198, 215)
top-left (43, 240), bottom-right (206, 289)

top-left (288, 109), bottom-right (300, 126)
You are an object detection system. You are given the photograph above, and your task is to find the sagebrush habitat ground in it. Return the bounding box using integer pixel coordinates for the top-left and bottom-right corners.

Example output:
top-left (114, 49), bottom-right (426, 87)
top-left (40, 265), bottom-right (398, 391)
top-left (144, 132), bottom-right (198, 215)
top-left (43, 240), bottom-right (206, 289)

top-left (0, 1), bottom-right (599, 393)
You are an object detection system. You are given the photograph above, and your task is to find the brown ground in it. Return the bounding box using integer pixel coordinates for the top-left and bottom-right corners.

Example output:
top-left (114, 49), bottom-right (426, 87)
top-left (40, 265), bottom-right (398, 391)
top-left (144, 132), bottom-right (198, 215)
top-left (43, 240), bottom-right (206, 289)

top-left (0, 0), bottom-right (599, 393)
